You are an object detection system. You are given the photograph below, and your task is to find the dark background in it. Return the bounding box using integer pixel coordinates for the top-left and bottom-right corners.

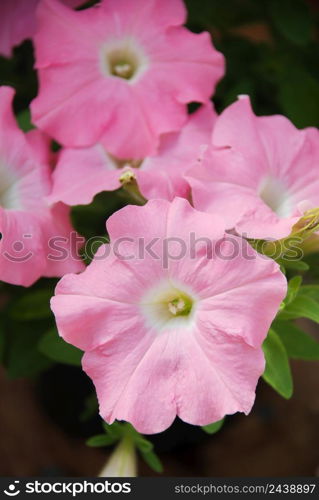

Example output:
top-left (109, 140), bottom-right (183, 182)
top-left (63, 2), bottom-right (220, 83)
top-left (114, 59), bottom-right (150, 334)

top-left (0, 0), bottom-right (318, 476)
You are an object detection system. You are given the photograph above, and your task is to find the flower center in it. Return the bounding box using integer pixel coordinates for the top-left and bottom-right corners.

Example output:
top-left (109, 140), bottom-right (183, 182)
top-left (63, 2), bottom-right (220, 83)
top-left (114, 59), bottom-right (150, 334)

top-left (101, 39), bottom-right (148, 82)
top-left (108, 50), bottom-right (137, 80)
top-left (167, 294), bottom-right (193, 318)
top-left (258, 175), bottom-right (293, 217)
top-left (141, 282), bottom-right (196, 331)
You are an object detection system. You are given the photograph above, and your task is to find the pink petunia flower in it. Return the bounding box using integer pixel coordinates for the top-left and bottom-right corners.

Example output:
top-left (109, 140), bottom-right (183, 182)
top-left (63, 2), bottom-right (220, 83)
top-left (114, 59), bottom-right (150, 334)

top-left (0, 0), bottom-right (83, 58)
top-left (187, 96), bottom-right (319, 240)
top-left (51, 197), bottom-right (286, 434)
top-left (49, 103), bottom-right (217, 205)
top-left (0, 86), bottom-right (84, 286)
top-left (31, 0), bottom-right (225, 158)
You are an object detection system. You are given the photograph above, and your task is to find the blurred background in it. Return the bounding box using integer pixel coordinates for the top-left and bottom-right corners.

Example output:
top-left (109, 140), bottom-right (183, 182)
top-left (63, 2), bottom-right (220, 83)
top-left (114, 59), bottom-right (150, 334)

top-left (0, 0), bottom-right (319, 476)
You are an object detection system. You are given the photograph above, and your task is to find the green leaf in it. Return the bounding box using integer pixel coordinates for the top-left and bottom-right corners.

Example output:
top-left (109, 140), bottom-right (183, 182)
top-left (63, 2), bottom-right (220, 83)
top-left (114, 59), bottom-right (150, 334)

top-left (71, 190), bottom-right (125, 242)
top-left (262, 329), bottom-right (293, 399)
top-left (86, 434), bottom-right (117, 448)
top-left (278, 67), bottom-right (319, 128)
top-left (38, 328), bottom-right (83, 366)
top-left (278, 294), bottom-right (319, 323)
top-left (5, 321), bottom-right (52, 378)
top-left (124, 423), bottom-right (154, 452)
top-left (140, 449), bottom-right (163, 474)
top-left (298, 285), bottom-right (319, 302)
top-left (280, 259), bottom-right (309, 272)
top-left (202, 418), bottom-right (225, 435)
top-left (273, 320), bottom-right (319, 361)
top-left (102, 421), bottom-right (124, 440)
top-left (79, 393), bottom-right (99, 422)
top-left (268, 0), bottom-right (312, 45)
top-left (9, 289), bottom-right (53, 321)
top-left (134, 436), bottom-right (153, 453)
top-left (284, 276), bottom-right (302, 305)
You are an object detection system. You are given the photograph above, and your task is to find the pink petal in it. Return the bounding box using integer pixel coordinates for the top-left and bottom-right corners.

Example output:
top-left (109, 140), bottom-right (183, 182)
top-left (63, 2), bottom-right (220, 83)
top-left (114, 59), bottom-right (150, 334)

top-left (43, 202), bottom-right (85, 277)
top-left (83, 325), bottom-right (265, 434)
top-left (0, 209), bottom-right (47, 286)
top-left (49, 145), bottom-right (120, 205)
top-left (174, 326), bottom-right (265, 427)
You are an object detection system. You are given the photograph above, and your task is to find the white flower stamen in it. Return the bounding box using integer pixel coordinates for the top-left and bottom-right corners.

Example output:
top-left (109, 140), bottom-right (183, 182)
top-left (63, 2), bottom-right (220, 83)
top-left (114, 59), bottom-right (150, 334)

top-left (168, 298), bottom-right (186, 316)
top-left (113, 62), bottom-right (133, 79)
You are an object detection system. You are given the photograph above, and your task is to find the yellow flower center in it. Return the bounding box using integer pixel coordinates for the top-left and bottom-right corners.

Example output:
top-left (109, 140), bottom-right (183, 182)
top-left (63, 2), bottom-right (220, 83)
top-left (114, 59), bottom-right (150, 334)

top-left (167, 294), bottom-right (193, 317)
top-left (107, 49), bottom-right (139, 80)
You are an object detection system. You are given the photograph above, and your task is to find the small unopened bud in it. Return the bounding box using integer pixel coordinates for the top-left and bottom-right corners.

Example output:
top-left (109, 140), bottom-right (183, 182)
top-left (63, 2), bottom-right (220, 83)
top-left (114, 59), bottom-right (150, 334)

top-left (119, 169), bottom-right (136, 185)
top-left (99, 436), bottom-right (137, 478)
top-left (119, 169), bottom-right (147, 206)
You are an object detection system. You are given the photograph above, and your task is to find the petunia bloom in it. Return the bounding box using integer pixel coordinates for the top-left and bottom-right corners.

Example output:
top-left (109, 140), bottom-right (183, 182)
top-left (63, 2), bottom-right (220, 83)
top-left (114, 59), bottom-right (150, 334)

top-left (0, 0), bottom-right (83, 58)
top-left (187, 96), bottom-right (319, 240)
top-left (0, 86), bottom-right (84, 286)
top-left (51, 197), bottom-right (286, 434)
top-left (31, 0), bottom-right (225, 158)
top-left (49, 103), bottom-right (217, 205)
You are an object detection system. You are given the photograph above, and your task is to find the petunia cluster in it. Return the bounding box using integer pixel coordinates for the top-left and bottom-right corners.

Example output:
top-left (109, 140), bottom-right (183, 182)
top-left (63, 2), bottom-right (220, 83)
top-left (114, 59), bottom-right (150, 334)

top-left (1, 0), bottom-right (319, 435)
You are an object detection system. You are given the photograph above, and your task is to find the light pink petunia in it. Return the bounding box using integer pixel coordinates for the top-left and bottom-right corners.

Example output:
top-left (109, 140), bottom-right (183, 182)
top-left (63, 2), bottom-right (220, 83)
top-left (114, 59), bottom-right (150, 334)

top-left (49, 103), bottom-right (217, 205)
top-left (0, 86), bottom-right (84, 286)
top-left (0, 0), bottom-right (83, 58)
top-left (31, 0), bottom-right (225, 158)
top-left (187, 96), bottom-right (319, 240)
top-left (51, 197), bottom-right (286, 434)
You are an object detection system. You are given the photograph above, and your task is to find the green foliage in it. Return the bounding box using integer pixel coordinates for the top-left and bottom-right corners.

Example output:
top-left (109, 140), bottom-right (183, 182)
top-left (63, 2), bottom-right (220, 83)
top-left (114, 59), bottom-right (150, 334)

top-left (284, 276), bottom-right (302, 305)
top-left (9, 289), bottom-right (53, 321)
top-left (88, 421), bottom-right (163, 474)
top-left (86, 434), bottom-right (118, 447)
top-left (79, 393), bottom-right (99, 422)
top-left (268, 0), bottom-right (312, 46)
top-left (202, 418), bottom-right (225, 435)
top-left (278, 294), bottom-right (319, 323)
top-left (130, 432), bottom-right (153, 453)
top-left (281, 260), bottom-right (309, 272)
top-left (71, 190), bottom-right (125, 241)
top-left (278, 65), bottom-right (319, 128)
top-left (274, 320), bottom-right (319, 361)
top-left (38, 328), bottom-right (83, 366)
top-left (102, 421), bottom-right (124, 441)
top-left (3, 320), bottom-right (52, 378)
top-left (298, 284), bottom-right (319, 302)
top-left (262, 329), bottom-right (293, 399)
top-left (0, 281), bottom-right (60, 378)
top-left (139, 449), bottom-right (163, 474)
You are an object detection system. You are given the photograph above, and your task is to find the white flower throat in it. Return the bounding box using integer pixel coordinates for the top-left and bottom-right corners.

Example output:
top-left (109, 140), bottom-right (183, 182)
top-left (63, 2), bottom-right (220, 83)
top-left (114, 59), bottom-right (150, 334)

top-left (141, 281), bottom-right (196, 332)
top-left (0, 160), bottom-right (21, 209)
top-left (101, 38), bottom-right (149, 83)
top-left (258, 175), bottom-right (293, 217)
